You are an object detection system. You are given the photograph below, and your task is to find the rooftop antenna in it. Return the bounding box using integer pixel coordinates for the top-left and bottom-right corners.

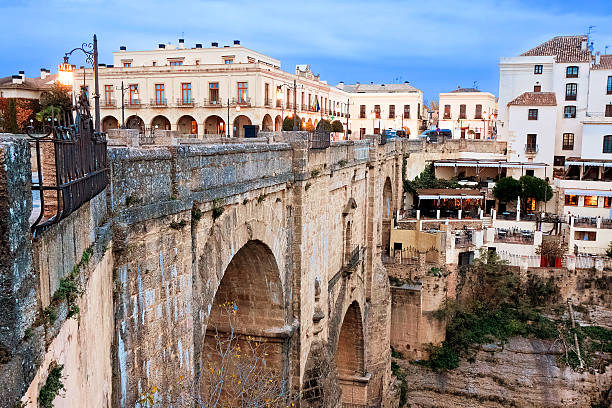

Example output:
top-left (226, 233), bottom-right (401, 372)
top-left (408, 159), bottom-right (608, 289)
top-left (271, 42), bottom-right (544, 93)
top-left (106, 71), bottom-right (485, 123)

top-left (473, 81), bottom-right (479, 90)
top-left (606, 45), bottom-right (610, 55)
top-left (587, 25), bottom-right (596, 51)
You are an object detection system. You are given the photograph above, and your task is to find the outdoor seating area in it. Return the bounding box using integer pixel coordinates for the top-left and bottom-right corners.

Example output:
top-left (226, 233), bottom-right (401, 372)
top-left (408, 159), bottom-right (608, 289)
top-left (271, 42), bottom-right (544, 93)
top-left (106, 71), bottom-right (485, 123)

top-left (413, 189), bottom-right (484, 220)
top-left (495, 228), bottom-right (535, 244)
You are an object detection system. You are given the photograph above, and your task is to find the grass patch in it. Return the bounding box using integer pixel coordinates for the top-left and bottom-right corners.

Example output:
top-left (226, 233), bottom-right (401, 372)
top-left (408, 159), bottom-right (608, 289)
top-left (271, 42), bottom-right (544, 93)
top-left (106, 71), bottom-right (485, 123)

top-left (38, 362), bottom-right (64, 408)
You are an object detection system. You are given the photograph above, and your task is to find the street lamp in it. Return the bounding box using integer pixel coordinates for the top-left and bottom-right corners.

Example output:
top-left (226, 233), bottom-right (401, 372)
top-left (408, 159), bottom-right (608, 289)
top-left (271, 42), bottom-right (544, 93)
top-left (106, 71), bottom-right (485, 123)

top-left (58, 58), bottom-right (74, 87)
top-left (278, 80), bottom-right (302, 131)
top-left (61, 34), bottom-right (101, 133)
top-left (116, 81), bottom-right (140, 128)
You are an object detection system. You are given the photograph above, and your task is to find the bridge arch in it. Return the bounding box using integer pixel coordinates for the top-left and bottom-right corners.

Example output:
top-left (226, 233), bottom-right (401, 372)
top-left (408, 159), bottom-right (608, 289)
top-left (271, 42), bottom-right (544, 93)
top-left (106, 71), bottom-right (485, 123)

top-left (382, 177), bottom-right (393, 252)
top-left (335, 301), bottom-right (366, 405)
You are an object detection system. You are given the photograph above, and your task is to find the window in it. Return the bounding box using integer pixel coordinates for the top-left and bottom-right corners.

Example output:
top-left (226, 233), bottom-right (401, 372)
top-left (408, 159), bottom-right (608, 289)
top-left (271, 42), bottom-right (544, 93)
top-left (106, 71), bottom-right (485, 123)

top-left (443, 104), bottom-right (450, 119)
top-left (209, 82), bottom-right (219, 103)
top-left (181, 83), bottom-right (191, 103)
top-left (526, 169), bottom-right (535, 177)
top-left (604, 135), bottom-right (612, 153)
top-left (575, 231), bottom-right (597, 241)
top-left (528, 109), bottom-right (538, 120)
top-left (608, 76), bottom-right (612, 94)
top-left (562, 133), bottom-right (574, 150)
top-left (224, 58), bottom-right (234, 64)
top-left (264, 83), bottom-right (270, 106)
top-left (554, 156), bottom-right (565, 166)
top-left (418, 103), bottom-right (421, 119)
top-left (403, 105), bottom-right (410, 119)
top-left (605, 197), bottom-right (612, 208)
top-left (533, 85), bottom-right (541, 92)
top-left (564, 106), bottom-right (576, 118)
top-left (459, 104), bottom-right (466, 119)
top-left (374, 105), bottom-right (381, 119)
top-left (584, 196), bottom-right (598, 207)
top-left (169, 60), bottom-right (183, 66)
top-left (475, 104), bottom-right (482, 119)
top-left (360, 105), bottom-right (366, 119)
top-left (123, 62), bottom-right (131, 68)
top-left (566, 66), bottom-right (579, 78)
top-left (526, 134), bottom-right (537, 153)
top-left (606, 104), bottom-right (612, 117)
top-left (129, 84), bottom-right (139, 104)
top-left (389, 105), bottom-right (395, 119)
top-left (104, 85), bottom-right (112, 105)
top-left (152, 61), bottom-right (157, 67)
top-left (565, 194), bottom-right (578, 206)
top-left (155, 84), bottom-right (165, 104)
top-left (237, 82), bottom-right (248, 102)
top-left (360, 128), bottom-right (366, 138)
top-left (534, 64), bottom-right (543, 74)
top-left (566, 83), bottom-right (577, 101)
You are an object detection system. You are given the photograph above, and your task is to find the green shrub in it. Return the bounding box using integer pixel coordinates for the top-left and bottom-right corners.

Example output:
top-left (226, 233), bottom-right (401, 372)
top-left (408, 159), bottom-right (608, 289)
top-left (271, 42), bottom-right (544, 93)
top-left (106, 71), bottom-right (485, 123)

top-left (38, 363), bottom-right (64, 408)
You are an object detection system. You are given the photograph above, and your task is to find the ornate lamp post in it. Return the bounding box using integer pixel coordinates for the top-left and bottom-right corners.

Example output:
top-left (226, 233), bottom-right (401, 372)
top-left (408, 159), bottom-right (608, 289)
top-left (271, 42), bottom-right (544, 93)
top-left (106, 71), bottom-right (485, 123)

top-left (60, 34), bottom-right (101, 133)
top-left (278, 80), bottom-right (303, 130)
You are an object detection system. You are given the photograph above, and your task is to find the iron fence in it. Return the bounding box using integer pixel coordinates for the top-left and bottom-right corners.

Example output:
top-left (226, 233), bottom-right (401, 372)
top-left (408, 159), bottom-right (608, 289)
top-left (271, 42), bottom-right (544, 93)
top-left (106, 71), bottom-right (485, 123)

top-left (27, 90), bottom-right (108, 236)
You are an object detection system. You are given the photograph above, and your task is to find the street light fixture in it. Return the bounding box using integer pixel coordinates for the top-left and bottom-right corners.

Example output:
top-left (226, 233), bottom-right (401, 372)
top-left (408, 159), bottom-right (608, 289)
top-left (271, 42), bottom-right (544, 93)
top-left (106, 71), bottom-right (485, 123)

top-left (61, 34), bottom-right (101, 133)
top-left (278, 80), bottom-right (303, 131)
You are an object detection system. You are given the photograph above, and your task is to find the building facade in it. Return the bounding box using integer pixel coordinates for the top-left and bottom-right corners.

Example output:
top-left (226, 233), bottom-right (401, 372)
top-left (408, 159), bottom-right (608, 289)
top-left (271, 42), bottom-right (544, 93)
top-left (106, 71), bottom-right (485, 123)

top-left (339, 82), bottom-right (424, 139)
top-left (438, 87), bottom-right (497, 139)
top-left (0, 69), bottom-right (57, 100)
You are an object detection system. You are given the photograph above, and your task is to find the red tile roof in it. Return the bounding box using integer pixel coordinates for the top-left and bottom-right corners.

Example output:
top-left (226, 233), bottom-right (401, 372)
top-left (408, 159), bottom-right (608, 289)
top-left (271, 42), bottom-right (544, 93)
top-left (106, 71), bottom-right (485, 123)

top-left (593, 55), bottom-right (612, 70)
top-left (507, 92), bottom-right (557, 107)
top-left (521, 35), bottom-right (591, 63)
top-left (0, 74), bottom-right (58, 91)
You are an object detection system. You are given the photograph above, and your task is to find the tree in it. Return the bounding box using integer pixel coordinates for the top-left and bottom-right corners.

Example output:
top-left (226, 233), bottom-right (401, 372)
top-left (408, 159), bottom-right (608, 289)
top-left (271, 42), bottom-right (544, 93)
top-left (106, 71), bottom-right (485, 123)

top-left (404, 163), bottom-right (460, 193)
top-left (316, 119), bottom-right (331, 132)
top-left (492, 177), bottom-right (521, 203)
top-left (304, 122), bottom-right (315, 132)
top-left (519, 175), bottom-right (552, 203)
top-left (37, 83), bottom-right (72, 123)
top-left (282, 115), bottom-right (302, 131)
top-left (6, 99), bottom-right (18, 133)
top-left (331, 120), bottom-right (343, 133)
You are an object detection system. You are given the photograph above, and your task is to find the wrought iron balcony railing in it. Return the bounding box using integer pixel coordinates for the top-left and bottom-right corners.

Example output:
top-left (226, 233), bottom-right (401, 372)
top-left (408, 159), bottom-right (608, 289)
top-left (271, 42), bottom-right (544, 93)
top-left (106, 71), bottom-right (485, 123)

top-left (202, 98), bottom-right (222, 107)
top-left (101, 99), bottom-right (116, 108)
top-left (150, 98), bottom-right (167, 107)
top-left (524, 144), bottom-right (539, 154)
top-left (176, 98), bottom-right (195, 107)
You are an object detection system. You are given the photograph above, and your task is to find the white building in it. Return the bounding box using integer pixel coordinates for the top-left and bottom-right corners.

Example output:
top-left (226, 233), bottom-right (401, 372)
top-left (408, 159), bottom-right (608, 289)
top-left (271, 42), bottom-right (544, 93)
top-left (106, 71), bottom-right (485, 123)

top-left (498, 35), bottom-right (612, 254)
top-left (78, 40), bottom-right (350, 138)
top-left (0, 69), bottom-right (57, 99)
top-left (338, 82), bottom-right (424, 139)
top-left (438, 87), bottom-right (497, 139)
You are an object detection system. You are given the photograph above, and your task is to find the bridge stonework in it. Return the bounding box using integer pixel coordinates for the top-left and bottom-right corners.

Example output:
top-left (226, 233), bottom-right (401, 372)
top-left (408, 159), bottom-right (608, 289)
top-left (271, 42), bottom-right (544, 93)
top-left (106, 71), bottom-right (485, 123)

top-left (0, 133), bottom-right (405, 407)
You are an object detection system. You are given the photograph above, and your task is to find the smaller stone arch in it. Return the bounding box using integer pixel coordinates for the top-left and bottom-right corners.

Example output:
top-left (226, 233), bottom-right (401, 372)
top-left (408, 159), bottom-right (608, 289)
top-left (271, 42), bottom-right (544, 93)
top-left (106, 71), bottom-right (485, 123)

top-left (204, 115), bottom-right (225, 136)
top-left (177, 115), bottom-right (198, 135)
top-left (102, 115), bottom-right (118, 132)
top-left (233, 114), bottom-right (252, 138)
top-left (382, 177), bottom-right (394, 252)
top-left (151, 115), bottom-right (171, 130)
top-left (335, 301), bottom-right (366, 405)
top-left (125, 115), bottom-right (144, 133)
top-left (262, 114), bottom-right (273, 132)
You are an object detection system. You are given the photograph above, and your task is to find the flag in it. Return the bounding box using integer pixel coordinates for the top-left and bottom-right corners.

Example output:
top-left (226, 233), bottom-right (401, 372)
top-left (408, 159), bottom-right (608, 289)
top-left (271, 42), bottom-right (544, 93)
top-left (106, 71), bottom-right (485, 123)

top-left (316, 98), bottom-right (320, 112)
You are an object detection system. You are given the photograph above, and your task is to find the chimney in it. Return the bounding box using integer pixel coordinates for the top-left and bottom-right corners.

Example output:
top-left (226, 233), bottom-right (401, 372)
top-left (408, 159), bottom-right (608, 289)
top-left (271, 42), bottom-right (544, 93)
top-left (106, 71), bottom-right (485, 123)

top-left (98, 63), bottom-right (106, 68)
top-left (337, 81), bottom-right (344, 90)
top-left (178, 38), bottom-right (185, 49)
top-left (120, 46), bottom-right (127, 51)
top-left (596, 51), bottom-right (601, 65)
top-left (11, 74), bottom-right (22, 84)
top-left (107, 64), bottom-right (114, 68)
top-left (233, 40), bottom-right (241, 46)
top-left (211, 42), bottom-right (218, 48)
top-left (158, 43), bottom-right (166, 49)
top-left (195, 43), bottom-right (202, 48)
top-left (19, 70), bottom-right (25, 80)
top-left (40, 68), bottom-right (48, 79)
top-left (581, 38), bottom-right (588, 51)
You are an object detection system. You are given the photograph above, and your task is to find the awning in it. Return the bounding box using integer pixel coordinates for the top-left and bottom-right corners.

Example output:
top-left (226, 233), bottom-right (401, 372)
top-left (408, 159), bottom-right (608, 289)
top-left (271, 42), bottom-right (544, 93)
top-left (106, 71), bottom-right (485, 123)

top-left (418, 194), bottom-right (484, 200)
top-left (564, 189), bottom-right (612, 197)
top-left (434, 161), bottom-right (547, 169)
top-left (565, 161), bottom-right (612, 167)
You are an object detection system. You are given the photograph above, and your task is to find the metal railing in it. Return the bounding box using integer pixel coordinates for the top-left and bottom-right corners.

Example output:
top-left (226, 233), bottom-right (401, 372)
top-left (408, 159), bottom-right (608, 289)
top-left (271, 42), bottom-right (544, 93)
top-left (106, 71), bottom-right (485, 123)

top-left (345, 245), bottom-right (361, 270)
top-left (202, 98), bottom-right (222, 107)
top-left (231, 97), bottom-right (251, 107)
top-left (127, 100), bottom-right (141, 107)
top-left (455, 234), bottom-right (473, 247)
top-left (150, 98), bottom-right (167, 106)
top-left (524, 144), bottom-right (539, 154)
top-left (494, 229), bottom-right (534, 244)
top-left (101, 99), bottom-right (116, 108)
top-left (264, 98), bottom-right (272, 107)
top-left (574, 217), bottom-right (598, 228)
top-left (176, 98), bottom-right (195, 107)
top-left (27, 91), bottom-right (108, 236)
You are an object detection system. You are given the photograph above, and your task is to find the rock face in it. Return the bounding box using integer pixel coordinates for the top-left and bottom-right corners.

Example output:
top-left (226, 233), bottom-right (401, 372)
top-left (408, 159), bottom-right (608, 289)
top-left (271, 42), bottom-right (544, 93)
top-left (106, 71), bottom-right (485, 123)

top-left (399, 337), bottom-right (612, 407)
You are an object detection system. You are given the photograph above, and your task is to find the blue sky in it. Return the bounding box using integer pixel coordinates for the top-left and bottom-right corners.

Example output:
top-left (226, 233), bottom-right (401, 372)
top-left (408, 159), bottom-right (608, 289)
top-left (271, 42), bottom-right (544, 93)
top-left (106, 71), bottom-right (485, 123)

top-left (1, 0), bottom-right (612, 101)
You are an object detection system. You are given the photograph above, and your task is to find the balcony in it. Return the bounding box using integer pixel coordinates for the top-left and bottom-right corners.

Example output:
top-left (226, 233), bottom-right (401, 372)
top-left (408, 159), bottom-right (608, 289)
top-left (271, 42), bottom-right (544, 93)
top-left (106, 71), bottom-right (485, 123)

top-left (565, 94), bottom-right (577, 101)
top-left (495, 229), bottom-right (534, 244)
top-left (264, 98), bottom-right (272, 107)
top-left (150, 98), bottom-right (167, 107)
top-left (101, 99), bottom-right (116, 108)
top-left (443, 114), bottom-right (451, 119)
top-left (231, 97), bottom-right (251, 107)
top-left (276, 99), bottom-right (282, 108)
top-left (127, 100), bottom-right (141, 108)
top-left (202, 98), bottom-right (222, 107)
top-left (286, 102), bottom-right (294, 110)
top-left (176, 98), bottom-right (195, 107)
top-left (524, 144), bottom-right (539, 154)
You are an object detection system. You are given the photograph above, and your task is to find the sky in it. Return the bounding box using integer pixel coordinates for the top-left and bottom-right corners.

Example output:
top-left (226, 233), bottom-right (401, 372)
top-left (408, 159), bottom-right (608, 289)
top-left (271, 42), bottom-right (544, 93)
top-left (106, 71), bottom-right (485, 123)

top-left (1, 0), bottom-right (612, 101)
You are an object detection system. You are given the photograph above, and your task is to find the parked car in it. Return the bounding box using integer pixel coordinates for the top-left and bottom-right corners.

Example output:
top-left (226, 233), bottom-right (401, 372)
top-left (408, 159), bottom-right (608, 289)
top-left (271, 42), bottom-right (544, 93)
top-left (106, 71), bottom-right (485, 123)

top-left (418, 129), bottom-right (452, 143)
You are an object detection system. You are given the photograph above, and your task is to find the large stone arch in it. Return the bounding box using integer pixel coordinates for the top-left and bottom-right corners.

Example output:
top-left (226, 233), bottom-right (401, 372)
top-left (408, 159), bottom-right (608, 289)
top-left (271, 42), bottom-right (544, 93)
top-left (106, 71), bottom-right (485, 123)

top-left (125, 115), bottom-right (144, 132)
top-left (335, 301), bottom-right (367, 405)
top-left (151, 115), bottom-right (171, 130)
top-left (382, 177), bottom-right (393, 252)
top-left (204, 115), bottom-right (225, 136)
top-left (177, 114), bottom-right (198, 135)
top-left (233, 114), bottom-right (252, 138)
top-left (262, 114), bottom-right (273, 132)
top-left (274, 115), bottom-right (282, 131)
top-left (193, 198), bottom-right (292, 401)
top-left (102, 115), bottom-right (118, 132)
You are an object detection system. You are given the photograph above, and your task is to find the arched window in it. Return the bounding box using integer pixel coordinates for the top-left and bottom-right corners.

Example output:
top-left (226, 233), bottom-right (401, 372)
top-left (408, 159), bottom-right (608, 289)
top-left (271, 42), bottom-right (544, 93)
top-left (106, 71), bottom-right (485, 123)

top-left (603, 135), bottom-right (612, 153)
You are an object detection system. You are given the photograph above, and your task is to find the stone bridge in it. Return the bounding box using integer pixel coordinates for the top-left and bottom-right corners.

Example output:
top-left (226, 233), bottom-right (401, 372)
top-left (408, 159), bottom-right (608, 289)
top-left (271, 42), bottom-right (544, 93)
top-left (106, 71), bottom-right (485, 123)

top-left (0, 132), bottom-right (405, 407)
